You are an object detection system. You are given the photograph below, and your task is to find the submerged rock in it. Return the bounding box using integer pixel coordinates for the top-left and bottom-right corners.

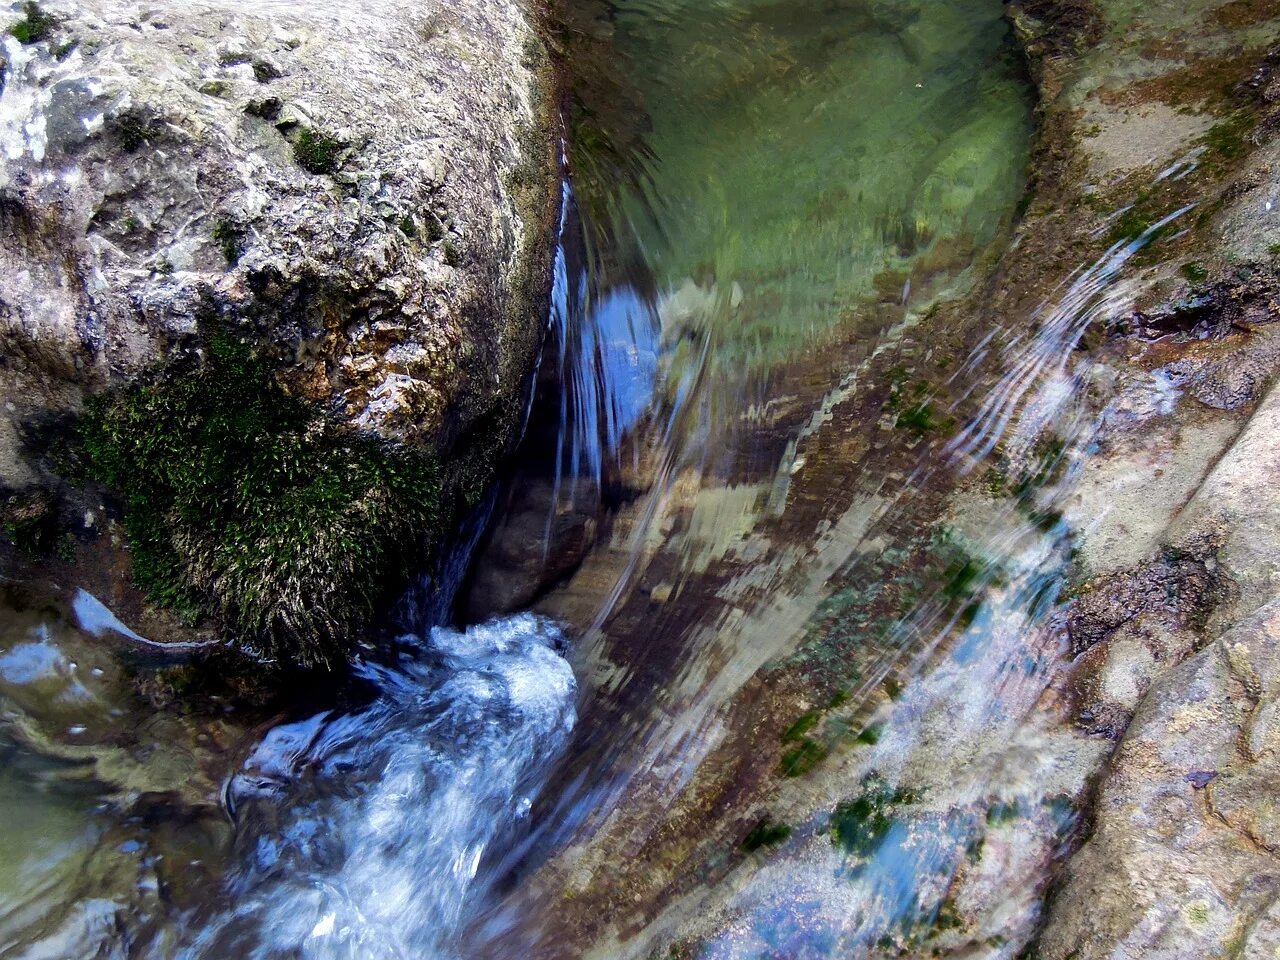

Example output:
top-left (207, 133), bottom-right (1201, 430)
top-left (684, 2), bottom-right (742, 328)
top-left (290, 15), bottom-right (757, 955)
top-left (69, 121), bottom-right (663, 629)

top-left (0, 0), bottom-right (561, 660)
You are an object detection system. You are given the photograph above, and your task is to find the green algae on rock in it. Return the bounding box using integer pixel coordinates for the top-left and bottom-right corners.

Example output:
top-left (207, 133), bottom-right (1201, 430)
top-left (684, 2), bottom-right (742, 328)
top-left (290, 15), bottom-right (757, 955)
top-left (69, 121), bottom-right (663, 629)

top-left (79, 332), bottom-right (442, 666)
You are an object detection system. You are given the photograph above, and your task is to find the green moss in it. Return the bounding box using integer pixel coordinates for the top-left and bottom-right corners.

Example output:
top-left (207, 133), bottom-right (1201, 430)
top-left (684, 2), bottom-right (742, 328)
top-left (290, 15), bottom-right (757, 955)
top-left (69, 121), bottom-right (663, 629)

top-left (9, 1), bottom-right (56, 44)
top-left (398, 216), bottom-right (418, 239)
top-left (986, 800), bottom-right (1020, 826)
top-left (111, 111), bottom-right (152, 153)
top-left (741, 817), bottom-right (792, 852)
top-left (1201, 112), bottom-right (1256, 162)
top-left (1180, 261), bottom-right (1209, 284)
top-left (855, 724), bottom-right (882, 746)
top-left (51, 37), bottom-right (78, 59)
top-left (895, 402), bottom-right (951, 433)
top-left (781, 709), bottom-right (822, 743)
top-left (79, 331), bottom-right (442, 667)
top-left (200, 80), bottom-right (230, 98)
top-left (443, 241), bottom-right (462, 267)
top-left (1106, 205), bottom-right (1157, 245)
top-left (424, 212), bottom-right (447, 243)
top-left (830, 777), bottom-right (916, 856)
top-left (942, 556), bottom-right (984, 602)
top-left (779, 737), bottom-right (828, 777)
top-left (292, 127), bottom-right (345, 175)
top-left (1, 491), bottom-right (60, 557)
top-left (252, 59), bottom-right (280, 83)
top-left (212, 220), bottom-right (244, 265)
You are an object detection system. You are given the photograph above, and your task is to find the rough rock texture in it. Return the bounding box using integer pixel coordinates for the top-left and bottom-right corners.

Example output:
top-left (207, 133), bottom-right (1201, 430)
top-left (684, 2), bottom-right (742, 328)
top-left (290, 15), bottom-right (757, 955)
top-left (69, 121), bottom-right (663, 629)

top-left (1041, 383), bottom-right (1280, 959)
top-left (0, 0), bottom-right (560, 643)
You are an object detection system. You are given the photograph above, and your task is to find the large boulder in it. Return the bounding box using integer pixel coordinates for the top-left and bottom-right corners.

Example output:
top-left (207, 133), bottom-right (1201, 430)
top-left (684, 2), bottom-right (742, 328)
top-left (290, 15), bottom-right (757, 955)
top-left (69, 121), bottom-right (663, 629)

top-left (0, 0), bottom-right (560, 661)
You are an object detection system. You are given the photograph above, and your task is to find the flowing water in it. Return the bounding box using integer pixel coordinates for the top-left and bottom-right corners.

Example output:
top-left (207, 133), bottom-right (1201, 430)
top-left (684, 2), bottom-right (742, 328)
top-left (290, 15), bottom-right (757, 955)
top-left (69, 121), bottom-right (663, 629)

top-left (0, 0), bottom-right (1192, 957)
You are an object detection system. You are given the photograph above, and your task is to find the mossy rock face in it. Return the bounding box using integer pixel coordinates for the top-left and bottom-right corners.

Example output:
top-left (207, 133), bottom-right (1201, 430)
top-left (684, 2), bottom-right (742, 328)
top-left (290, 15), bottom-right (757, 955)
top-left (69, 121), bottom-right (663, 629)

top-left (9, 1), bottom-right (58, 44)
top-left (80, 332), bottom-right (442, 667)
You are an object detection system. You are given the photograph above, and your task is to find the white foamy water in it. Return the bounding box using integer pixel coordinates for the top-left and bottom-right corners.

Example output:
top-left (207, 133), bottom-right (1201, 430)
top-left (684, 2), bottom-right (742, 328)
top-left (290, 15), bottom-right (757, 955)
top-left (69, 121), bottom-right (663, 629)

top-left (179, 614), bottom-right (576, 960)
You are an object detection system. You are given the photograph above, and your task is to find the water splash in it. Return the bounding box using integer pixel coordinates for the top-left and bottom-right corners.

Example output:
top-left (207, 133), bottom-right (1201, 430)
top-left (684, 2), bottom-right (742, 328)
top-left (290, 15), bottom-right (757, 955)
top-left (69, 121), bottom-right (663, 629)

top-left (946, 204), bottom-right (1196, 468)
top-left (544, 186), bottom-right (661, 534)
top-left (180, 616), bottom-right (576, 960)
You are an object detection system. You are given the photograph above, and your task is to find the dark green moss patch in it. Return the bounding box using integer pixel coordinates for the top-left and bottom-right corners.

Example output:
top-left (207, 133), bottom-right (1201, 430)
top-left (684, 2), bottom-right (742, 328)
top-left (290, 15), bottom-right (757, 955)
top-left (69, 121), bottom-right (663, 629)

top-left (779, 737), bottom-right (829, 777)
top-left (1, 489), bottom-right (61, 557)
top-left (1201, 112), bottom-right (1256, 162)
top-left (830, 777), bottom-right (917, 856)
top-left (781, 709), bottom-right (822, 743)
top-left (292, 127), bottom-right (345, 175)
top-left (212, 219), bottom-right (244, 265)
top-left (855, 724), bottom-right (882, 746)
top-left (252, 59), bottom-right (281, 83)
top-left (80, 332), bottom-right (442, 667)
top-left (110, 110), bottom-right (155, 153)
top-left (895, 401), bottom-right (951, 434)
top-left (424, 212), bottom-right (447, 243)
top-left (741, 817), bottom-right (792, 852)
top-left (10, 1), bottom-right (56, 44)
top-left (1180, 261), bottom-right (1209, 284)
top-left (986, 800), bottom-right (1021, 826)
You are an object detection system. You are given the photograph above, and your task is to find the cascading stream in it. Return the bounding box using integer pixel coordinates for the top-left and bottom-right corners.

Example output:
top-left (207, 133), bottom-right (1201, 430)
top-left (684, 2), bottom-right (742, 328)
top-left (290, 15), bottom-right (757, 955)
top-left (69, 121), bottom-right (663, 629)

top-left (178, 616), bottom-right (576, 960)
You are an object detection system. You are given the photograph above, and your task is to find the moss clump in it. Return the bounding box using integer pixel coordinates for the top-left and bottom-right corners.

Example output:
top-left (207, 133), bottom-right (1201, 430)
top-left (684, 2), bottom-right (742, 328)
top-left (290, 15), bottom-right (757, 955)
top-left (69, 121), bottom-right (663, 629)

top-left (986, 800), bottom-right (1021, 826)
top-left (1180, 261), bottom-right (1209, 284)
top-left (110, 110), bottom-right (153, 153)
top-left (779, 737), bottom-right (828, 777)
top-left (781, 709), bottom-right (822, 743)
top-left (1201, 112), bottom-right (1256, 162)
top-left (252, 59), bottom-right (280, 83)
top-left (855, 724), bottom-right (882, 746)
top-left (9, 1), bottom-right (56, 44)
top-left (80, 332), bottom-right (442, 667)
top-left (741, 817), bottom-right (792, 852)
top-left (424, 212), bottom-right (447, 243)
top-left (212, 219), bottom-right (244, 265)
top-left (1, 490), bottom-right (61, 557)
top-left (292, 127), bottom-right (344, 175)
top-left (830, 777), bottom-right (917, 857)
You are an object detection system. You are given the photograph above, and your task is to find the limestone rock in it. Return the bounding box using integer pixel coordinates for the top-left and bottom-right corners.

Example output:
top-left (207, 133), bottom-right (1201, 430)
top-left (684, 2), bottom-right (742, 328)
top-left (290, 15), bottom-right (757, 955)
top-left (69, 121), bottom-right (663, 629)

top-left (0, 0), bottom-right (558, 461)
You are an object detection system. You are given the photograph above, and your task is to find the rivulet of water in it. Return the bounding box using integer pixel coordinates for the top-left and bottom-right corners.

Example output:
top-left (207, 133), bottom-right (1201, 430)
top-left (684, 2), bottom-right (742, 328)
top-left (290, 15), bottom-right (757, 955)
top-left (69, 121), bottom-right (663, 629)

top-left (178, 616), bottom-right (576, 960)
